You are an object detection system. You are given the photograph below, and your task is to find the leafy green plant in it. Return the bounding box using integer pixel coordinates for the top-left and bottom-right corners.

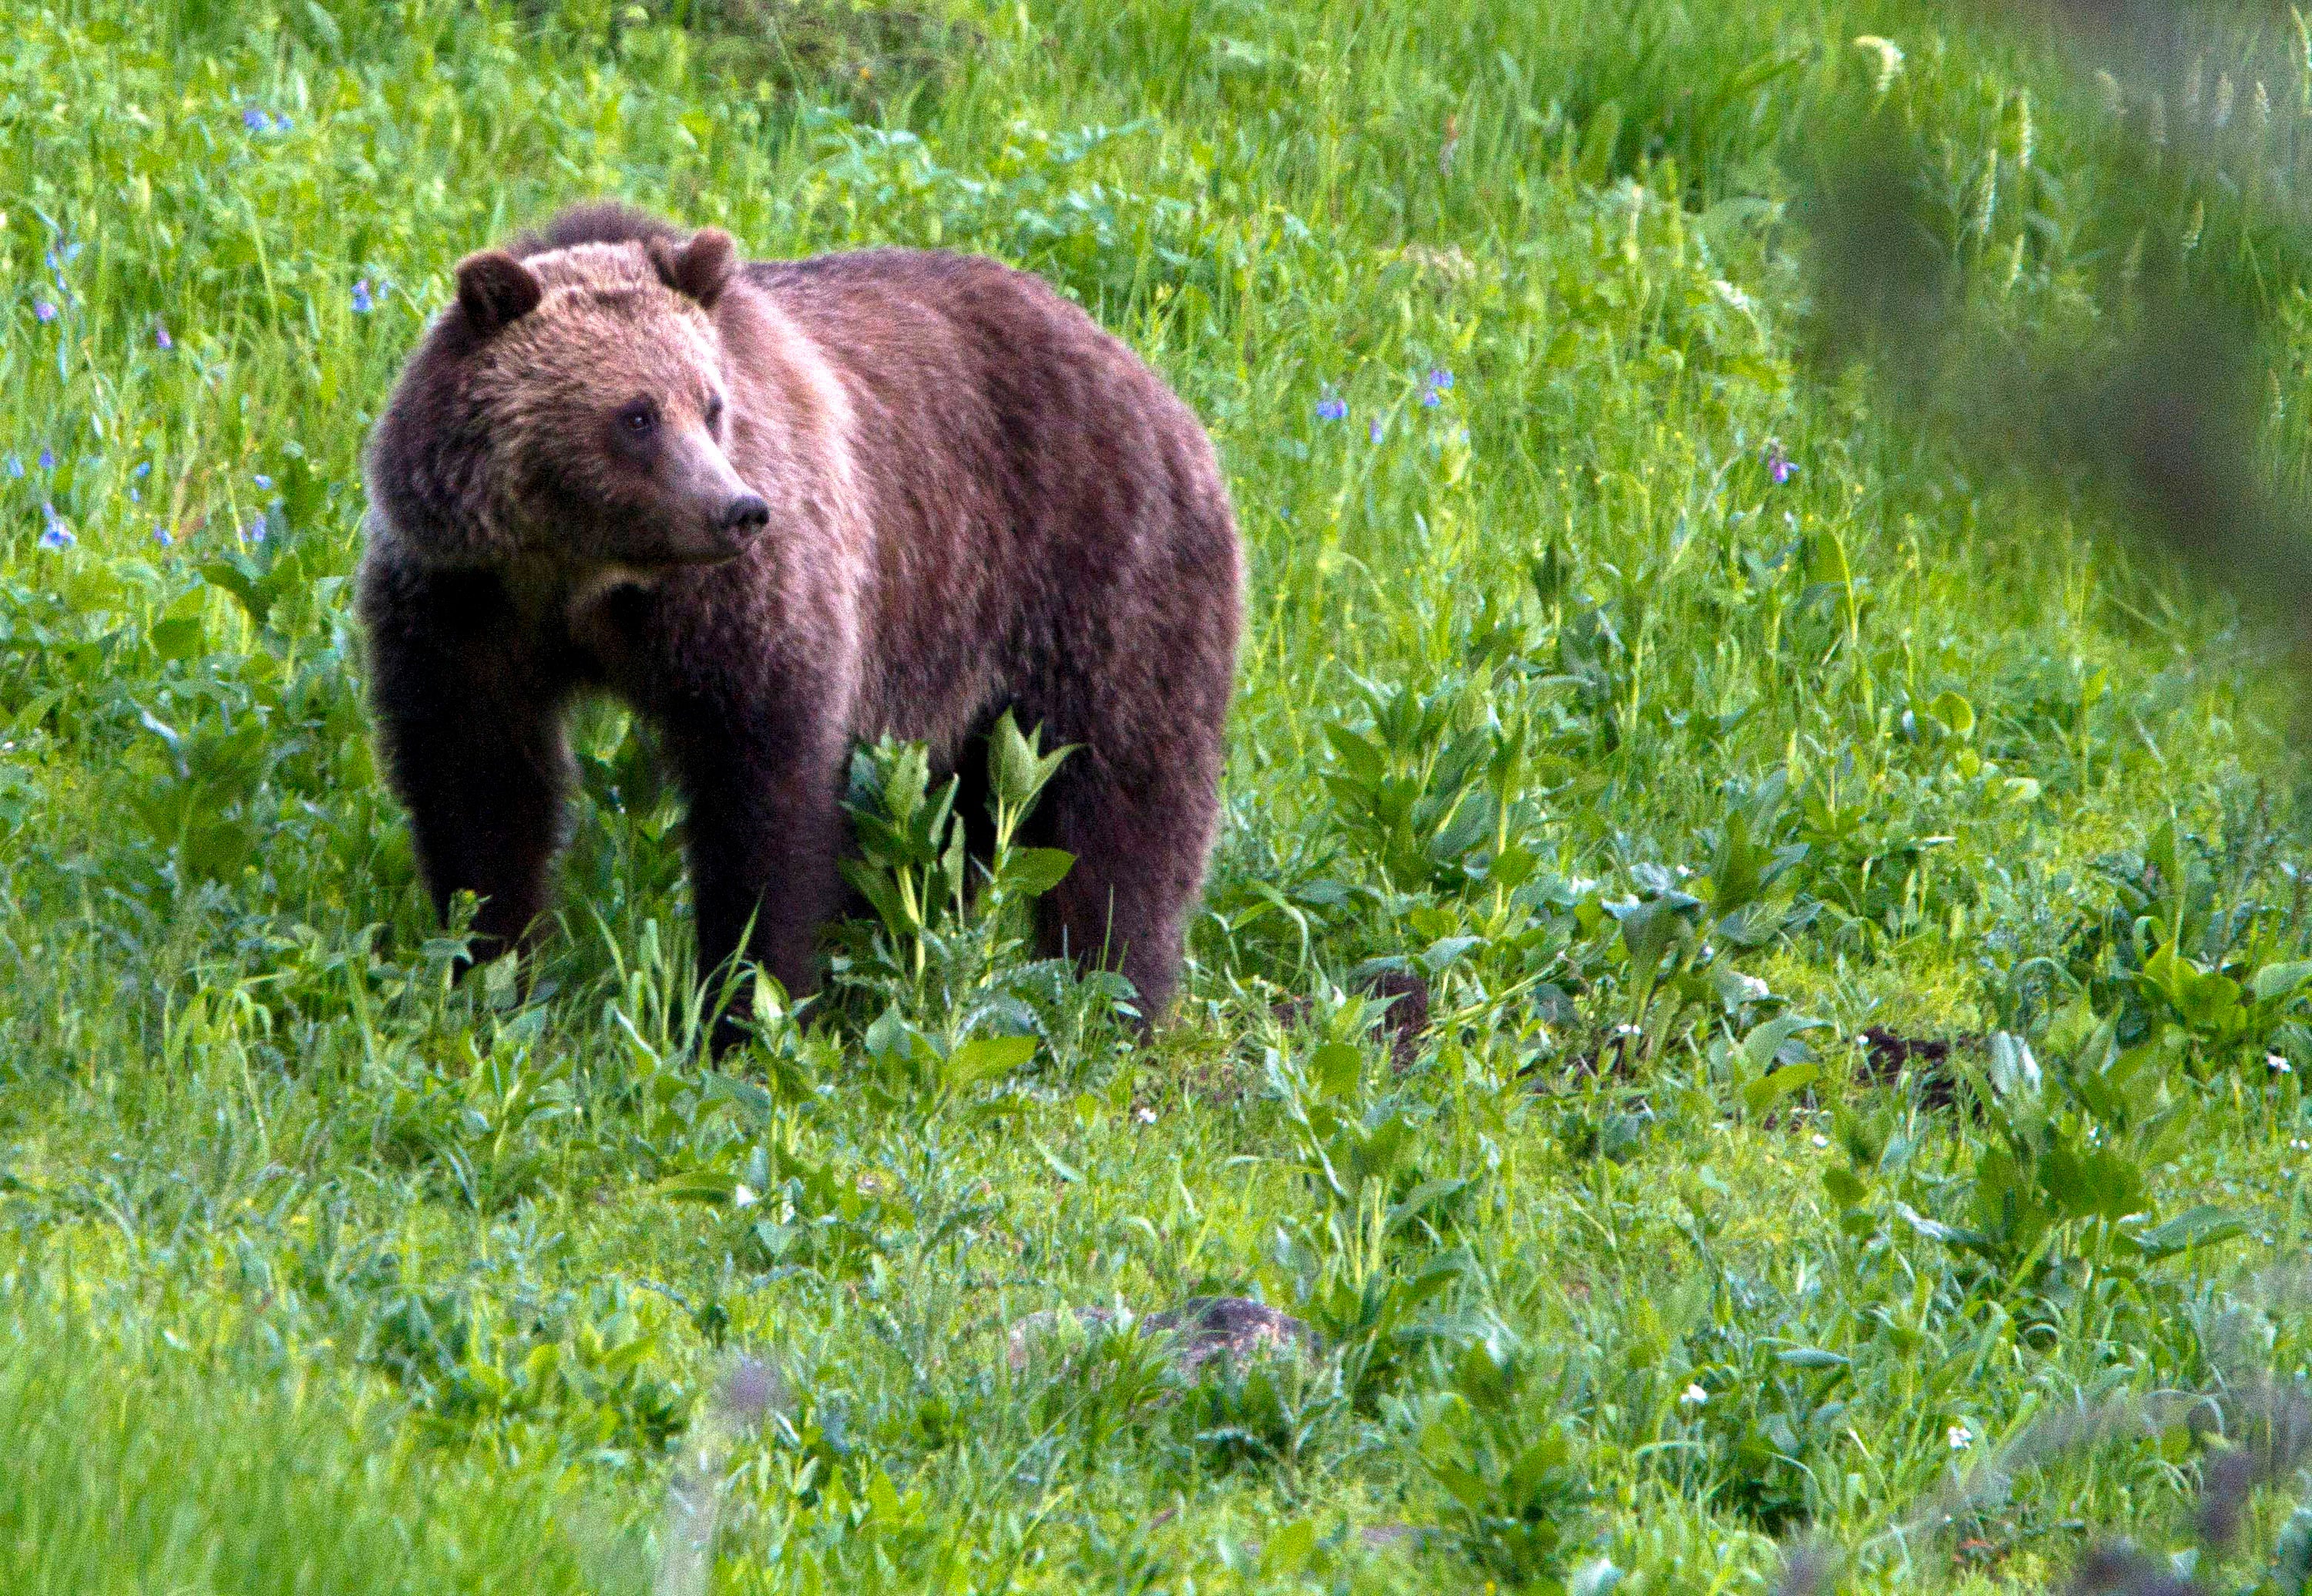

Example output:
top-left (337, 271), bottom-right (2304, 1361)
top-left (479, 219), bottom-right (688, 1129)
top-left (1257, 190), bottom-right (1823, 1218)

top-left (838, 712), bottom-right (1072, 985)
top-left (1827, 1002), bottom-right (2246, 1332)
top-left (1595, 771), bottom-right (1811, 1067)
top-left (362, 1278), bottom-right (687, 1457)
top-left (1262, 1012), bottom-right (1487, 1407)
top-left (1321, 666), bottom-right (1541, 901)
top-left (1162, 1346), bottom-right (1331, 1480)
top-left (1679, 1316), bottom-right (1858, 1534)
top-left (827, 711), bottom-right (1128, 1090)
top-left (2058, 819), bottom-right (2312, 1074)
top-left (1399, 1325), bottom-right (1595, 1586)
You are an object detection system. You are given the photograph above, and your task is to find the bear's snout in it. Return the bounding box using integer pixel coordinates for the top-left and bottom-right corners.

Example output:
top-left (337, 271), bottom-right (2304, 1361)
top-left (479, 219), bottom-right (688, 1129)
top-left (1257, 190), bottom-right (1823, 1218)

top-left (718, 493), bottom-right (771, 536)
top-left (652, 428), bottom-right (768, 563)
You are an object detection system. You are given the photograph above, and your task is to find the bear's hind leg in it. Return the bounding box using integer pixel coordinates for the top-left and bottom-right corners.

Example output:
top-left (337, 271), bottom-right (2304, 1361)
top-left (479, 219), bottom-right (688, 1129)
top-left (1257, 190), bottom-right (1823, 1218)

top-left (1030, 744), bottom-right (1221, 1023)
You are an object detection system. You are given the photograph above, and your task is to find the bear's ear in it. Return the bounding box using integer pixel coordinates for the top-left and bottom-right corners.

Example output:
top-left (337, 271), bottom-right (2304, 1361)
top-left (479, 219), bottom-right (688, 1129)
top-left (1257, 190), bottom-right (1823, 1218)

top-left (454, 250), bottom-right (544, 337)
top-left (649, 228), bottom-right (738, 309)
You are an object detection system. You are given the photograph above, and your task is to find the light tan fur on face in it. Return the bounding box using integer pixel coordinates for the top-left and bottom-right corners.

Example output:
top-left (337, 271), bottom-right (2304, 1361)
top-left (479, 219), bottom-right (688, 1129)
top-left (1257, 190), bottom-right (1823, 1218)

top-left (467, 245), bottom-right (731, 556)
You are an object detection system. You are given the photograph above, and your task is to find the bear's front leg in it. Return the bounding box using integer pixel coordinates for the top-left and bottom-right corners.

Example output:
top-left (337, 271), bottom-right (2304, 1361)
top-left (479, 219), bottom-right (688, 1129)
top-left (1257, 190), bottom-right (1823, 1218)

top-left (664, 708), bottom-right (849, 1053)
top-left (361, 566), bottom-right (574, 970)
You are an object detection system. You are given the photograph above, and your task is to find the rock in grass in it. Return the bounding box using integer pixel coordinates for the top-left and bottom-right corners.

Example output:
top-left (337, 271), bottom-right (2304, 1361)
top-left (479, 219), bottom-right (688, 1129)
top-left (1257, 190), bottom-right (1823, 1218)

top-left (1144, 1295), bottom-right (1317, 1376)
top-left (1005, 1295), bottom-right (1315, 1376)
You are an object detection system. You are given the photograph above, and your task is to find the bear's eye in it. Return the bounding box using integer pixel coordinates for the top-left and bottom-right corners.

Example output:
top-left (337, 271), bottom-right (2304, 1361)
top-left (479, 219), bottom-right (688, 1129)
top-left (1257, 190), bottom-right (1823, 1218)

top-left (617, 402), bottom-right (658, 440)
top-left (704, 394), bottom-right (725, 431)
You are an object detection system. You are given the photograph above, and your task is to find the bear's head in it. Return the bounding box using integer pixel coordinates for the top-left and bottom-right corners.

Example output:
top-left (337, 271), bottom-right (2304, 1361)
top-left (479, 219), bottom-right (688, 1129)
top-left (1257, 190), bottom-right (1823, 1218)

top-left (368, 225), bottom-right (772, 572)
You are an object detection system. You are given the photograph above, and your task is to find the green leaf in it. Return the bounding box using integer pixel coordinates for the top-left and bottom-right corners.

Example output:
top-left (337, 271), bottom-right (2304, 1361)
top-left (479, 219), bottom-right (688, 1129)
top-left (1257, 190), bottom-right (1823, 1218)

top-left (1390, 1176), bottom-right (1470, 1226)
top-left (1322, 724), bottom-right (1386, 788)
top-left (1029, 1136), bottom-right (1082, 1184)
top-left (1742, 1061), bottom-right (1818, 1115)
top-left (997, 846), bottom-right (1075, 897)
top-left (654, 1168), bottom-right (740, 1204)
top-left (1894, 1202), bottom-right (1993, 1255)
top-left (2127, 1205), bottom-right (2250, 1260)
top-left (181, 816), bottom-right (258, 881)
top-left (1774, 1347), bottom-right (1850, 1370)
top-left (198, 559), bottom-right (272, 629)
top-left (702, 1071), bottom-right (775, 1127)
top-left (839, 858), bottom-right (917, 939)
top-left (948, 1034), bottom-right (1037, 1087)
top-left (2252, 960), bottom-right (2312, 1004)
top-left (1985, 1030), bottom-right (2041, 1097)
top-left (1575, 98), bottom-right (1623, 184)
top-left (1739, 1014), bottom-right (1823, 1078)
top-left (303, 1), bottom-right (344, 50)
top-left (1258, 1519), bottom-right (1316, 1578)
top-left (1418, 934), bottom-right (1483, 973)
top-left (1928, 690), bottom-right (1975, 738)
top-left (1310, 1041), bottom-right (1363, 1100)
top-left (1612, 892), bottom-right (1701, 979)
top-left (149, 593), bottom-right (207, 661)
top-left (1822, 1165), bottom-right (1868, 1210)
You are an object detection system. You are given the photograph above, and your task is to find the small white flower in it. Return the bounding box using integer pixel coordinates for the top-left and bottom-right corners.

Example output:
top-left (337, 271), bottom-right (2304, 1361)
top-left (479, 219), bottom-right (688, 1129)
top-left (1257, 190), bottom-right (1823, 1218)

top-left (732, 1183), bottom-right (758, 1208)
top-left (1681, 1384), bottom-right (1709, 1407)
top-left (1947, 1423), bottom-right (1972, 1451)
top-left (1134, 1106), bottom-right (1157, 1125)
top-left (1812, 1134), bottom-right (1830, 1149)
top-left (2270, 1053), bottom-right (2293, 1074)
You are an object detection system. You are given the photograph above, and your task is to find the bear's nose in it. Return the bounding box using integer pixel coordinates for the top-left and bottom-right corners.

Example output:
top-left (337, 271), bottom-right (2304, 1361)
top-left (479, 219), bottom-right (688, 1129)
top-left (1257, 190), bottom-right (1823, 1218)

top-left (719, 493), bottom-right (771, 535)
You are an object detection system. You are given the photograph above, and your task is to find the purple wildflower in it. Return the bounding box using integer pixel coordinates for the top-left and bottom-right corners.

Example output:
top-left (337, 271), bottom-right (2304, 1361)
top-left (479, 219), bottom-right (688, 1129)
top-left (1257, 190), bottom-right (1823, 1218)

top-left (135, 462), bottom-right (152, 479)
top-left (153, 523), bottom-right (173, 547)
top-left (253, 473), bottom-right (273, 490)
top-left (128, 487), bottom-right (139, 505)
top-left (247, 509), bottom-right (270, 544)
top-left (38, 506), bottom-right (72, 549)
top-left (1429, 368), bottom-right (1453, 391)
top-left (36, 450), bottom-right (54, 472)
top-left (1316, 394), bottom-right (1346, 422)
top-left (1420, 387), bottom-right (1441, 408)
top-left (33, 301), bottom-right (57, 323)
top-left (3, 456), bottom-right (18, 479)
top-left (1369, 417), bottom-right (1385, 444)
top-left (1766, 440), bottom-right (1797, 486)
top-left (273, 114), bottom-right (293, 133)
top-left (155, 321), bottom-right (173, 351)
top-left (351, 279), bottom-right (375, 314)
top-left (243, 106), bottom-right (269, 131)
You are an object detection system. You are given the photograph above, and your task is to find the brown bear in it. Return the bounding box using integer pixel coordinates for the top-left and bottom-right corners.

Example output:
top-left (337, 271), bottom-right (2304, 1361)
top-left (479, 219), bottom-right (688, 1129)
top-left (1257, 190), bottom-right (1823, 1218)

top-left (358, 202), bottom-right (1242, 1044)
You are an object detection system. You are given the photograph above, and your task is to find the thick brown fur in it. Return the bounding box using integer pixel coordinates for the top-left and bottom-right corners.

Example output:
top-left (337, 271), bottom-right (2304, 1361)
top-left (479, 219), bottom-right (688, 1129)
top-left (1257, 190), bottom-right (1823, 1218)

top-left (359, 202), bottom-right (1242, 1047)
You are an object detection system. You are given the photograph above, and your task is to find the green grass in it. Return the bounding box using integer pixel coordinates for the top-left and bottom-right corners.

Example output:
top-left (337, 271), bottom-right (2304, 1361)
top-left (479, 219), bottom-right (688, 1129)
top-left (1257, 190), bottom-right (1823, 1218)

top-left (11, 0), bottom-right (2312, 1590)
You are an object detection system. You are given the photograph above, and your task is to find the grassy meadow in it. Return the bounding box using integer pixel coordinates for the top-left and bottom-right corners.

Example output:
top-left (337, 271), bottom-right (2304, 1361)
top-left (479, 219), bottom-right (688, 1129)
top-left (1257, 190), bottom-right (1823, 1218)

top-left (15, 0), bottom-right (2312, 1589)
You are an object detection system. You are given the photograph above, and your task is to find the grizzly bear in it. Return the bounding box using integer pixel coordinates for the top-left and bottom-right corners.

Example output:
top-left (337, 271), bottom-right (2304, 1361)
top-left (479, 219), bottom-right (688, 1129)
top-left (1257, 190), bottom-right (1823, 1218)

top-left (359, 203), bottom-right (1242, 1045)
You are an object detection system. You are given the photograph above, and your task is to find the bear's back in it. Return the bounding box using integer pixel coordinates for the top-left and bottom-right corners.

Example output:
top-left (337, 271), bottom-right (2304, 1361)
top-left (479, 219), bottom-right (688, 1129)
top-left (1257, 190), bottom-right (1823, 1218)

top-left (743, 246), bottom-right (1219, 536)
top-left (738, 246), bottom-right (1235, 762)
